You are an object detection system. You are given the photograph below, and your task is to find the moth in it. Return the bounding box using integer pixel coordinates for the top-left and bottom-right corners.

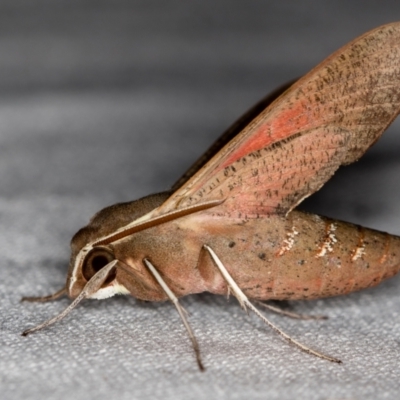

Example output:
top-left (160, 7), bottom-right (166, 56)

top-left (22, 22), bottom-right (400, 370)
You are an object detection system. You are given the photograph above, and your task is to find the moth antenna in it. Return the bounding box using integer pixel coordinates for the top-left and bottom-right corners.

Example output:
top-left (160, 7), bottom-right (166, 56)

top-left (22, 260), bottom-right (118, 337)
top-left (94, 199), bottom-right (224, 246)
top-left (21, 287), bottom-right (67, 303)
top-left (203, 245), bottom-right (341, 364)
top-left (143, 258), bottom-right (205, 372)
top-left (255, 301), bottom-right (328, 320)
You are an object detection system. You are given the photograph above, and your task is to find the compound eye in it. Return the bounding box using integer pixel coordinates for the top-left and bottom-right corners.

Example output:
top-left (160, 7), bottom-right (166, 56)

top-left (82, 248), bottom-right (115, 282)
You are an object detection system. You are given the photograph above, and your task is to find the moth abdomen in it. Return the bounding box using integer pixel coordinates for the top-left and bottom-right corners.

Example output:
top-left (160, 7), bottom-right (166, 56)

top-left (285, 212), bottom-right (400, 299)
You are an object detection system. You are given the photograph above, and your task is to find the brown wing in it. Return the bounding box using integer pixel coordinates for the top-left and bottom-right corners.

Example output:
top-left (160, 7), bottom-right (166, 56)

top-left (171, 79), bottom-right (297, 192)
top-left (156, 23), bottom-right (400, 219)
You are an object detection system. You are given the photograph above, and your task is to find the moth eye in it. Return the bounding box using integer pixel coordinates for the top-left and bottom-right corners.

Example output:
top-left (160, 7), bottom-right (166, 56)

top-left (91, 255), bottom-right (109, 271)
top-left (82, 248), bottom-right (116, 283)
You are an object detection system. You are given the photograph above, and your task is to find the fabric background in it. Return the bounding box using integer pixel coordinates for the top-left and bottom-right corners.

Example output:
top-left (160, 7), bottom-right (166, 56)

top-left (2, 1), bottom-right (400, 399)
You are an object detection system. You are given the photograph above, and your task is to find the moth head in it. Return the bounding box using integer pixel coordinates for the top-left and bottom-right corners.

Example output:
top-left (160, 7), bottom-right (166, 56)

top-left (80, 247), bottom-right (116, 282)
top-left (67, 243), bottom-right (121, 299)
top-left (66, 192), bottom-right (171, 299)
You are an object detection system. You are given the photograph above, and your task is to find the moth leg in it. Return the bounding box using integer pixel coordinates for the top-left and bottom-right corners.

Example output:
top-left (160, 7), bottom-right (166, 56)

top-left (21, 287), bottom-right (67, 303)
top-left (22, 260), bottom-right (118, 337)
top-left (256, 301), bottom-right (327, 320)
top-left (143, 258), bottom-right (204, 371)
top-left (203, 245), bottom-right (341, 364)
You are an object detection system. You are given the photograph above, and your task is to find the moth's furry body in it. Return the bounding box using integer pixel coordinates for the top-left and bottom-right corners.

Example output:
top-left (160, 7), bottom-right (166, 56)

top-left (69, 195), bottom-right (400, 302)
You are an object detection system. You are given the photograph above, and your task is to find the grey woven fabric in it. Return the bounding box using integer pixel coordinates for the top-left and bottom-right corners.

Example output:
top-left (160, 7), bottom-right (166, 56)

top-left (2, 2), bottom-right (400, 399)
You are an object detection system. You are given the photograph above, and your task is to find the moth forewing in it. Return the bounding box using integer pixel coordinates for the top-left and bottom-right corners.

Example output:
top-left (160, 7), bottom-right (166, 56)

top-left (153, 22), bottom-right (400, 219)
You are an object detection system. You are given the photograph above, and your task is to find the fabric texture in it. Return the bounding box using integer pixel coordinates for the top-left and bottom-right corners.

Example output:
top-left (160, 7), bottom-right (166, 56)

top-left (2, 2), bottom-right (400, 399)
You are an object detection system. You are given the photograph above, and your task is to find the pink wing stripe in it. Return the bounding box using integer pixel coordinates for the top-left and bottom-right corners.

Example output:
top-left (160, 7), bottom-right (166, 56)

top-left (220, 101), bottom-right (310, 171)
